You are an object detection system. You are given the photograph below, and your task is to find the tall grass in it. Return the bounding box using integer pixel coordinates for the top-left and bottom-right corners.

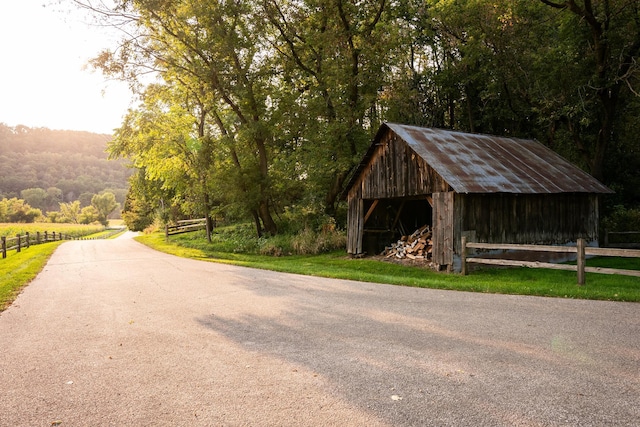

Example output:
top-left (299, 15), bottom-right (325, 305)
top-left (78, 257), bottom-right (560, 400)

top-left (0, 223), bottom-right (104, 238)
top-left (167, 223), bottom-right (347, 256)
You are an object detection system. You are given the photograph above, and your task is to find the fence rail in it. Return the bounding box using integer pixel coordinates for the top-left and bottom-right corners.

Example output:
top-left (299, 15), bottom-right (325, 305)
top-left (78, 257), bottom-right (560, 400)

top-left (165, 218), bottom-right (207, 237)
top-left (1, 231), bottom-right (71, 259)
top-left (461, 237), bottom-right (640, 285)
top-left (604, 231), bottom-right (640, 249)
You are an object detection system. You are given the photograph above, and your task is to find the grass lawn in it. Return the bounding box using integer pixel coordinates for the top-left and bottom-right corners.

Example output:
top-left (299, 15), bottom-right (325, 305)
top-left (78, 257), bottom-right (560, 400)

top-left (0, 241), bottom-right (64, 311)
top-left (137, 232), bottom-right (640, 302)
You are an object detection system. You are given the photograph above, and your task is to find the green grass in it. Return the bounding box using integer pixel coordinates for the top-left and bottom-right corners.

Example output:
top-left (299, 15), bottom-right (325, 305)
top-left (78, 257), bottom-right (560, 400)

top-left (0, 241), bottom-right (64, 311)
top-left (137, 232), bottom-right (640, 302)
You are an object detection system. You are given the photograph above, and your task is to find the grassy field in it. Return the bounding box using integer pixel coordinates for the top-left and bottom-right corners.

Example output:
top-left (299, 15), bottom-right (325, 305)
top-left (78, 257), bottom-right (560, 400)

top-left (137, 232), bottom-right (640, 302)
top-left (0, 223), bottom-right (105, 238)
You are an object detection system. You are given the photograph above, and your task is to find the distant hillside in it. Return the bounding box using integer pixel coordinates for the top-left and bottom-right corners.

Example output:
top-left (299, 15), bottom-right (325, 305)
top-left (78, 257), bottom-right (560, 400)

top-left (0, 124), bottom-right (131, 204)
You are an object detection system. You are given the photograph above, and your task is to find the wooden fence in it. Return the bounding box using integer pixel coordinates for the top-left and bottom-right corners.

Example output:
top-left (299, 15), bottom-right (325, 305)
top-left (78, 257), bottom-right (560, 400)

top-left (165, 218), bottom-right (207, 238)
top-left (1, 227), bottom-right (127, 259)
top-left (604, 231), bottom-right (640, 249)
top-left (461, 237), bottom-right (640, 285)
top-left (1, 231), bottom-right (70, 259)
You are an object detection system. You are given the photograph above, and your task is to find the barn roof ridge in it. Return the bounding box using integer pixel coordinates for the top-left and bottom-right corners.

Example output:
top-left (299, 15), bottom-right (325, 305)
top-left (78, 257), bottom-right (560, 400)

top-left (344, 122), bottom-right (612, 196)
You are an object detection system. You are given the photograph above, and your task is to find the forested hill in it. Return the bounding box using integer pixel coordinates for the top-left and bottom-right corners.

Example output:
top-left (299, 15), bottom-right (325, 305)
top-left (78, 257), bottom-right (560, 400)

top-left (0, 123), bottom-right (131, 202)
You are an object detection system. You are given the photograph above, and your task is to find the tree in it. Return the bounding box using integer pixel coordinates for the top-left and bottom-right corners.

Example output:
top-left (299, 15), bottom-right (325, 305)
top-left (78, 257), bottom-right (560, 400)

top-left (85, 0), bottom-right (280, 236)
top-left (79, 206), bottom-right (100, 224)
top-left (0, 198), bottom-right (42, 223)
top-left (59, 201), bottom-right (82, 224)
top-left (263, 0), bottom-right (396, 217)
top-left (20, 188), bottom-right (47, 211)
top-left (538, 0), bottom-right (640, 181)
top-left (91, 192), bottom-right (119, 226)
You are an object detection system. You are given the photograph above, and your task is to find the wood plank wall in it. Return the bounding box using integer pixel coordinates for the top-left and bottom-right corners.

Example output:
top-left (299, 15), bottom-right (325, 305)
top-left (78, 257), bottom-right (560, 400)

top-left (361, 133), bottom-right (449, 199)
top-left (460, 193), bottom-right (599, 244)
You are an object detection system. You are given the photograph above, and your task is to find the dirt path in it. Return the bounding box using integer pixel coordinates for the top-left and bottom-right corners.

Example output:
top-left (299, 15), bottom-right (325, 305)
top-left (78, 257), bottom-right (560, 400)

top-left (1, 235), bottom-right (638, 426)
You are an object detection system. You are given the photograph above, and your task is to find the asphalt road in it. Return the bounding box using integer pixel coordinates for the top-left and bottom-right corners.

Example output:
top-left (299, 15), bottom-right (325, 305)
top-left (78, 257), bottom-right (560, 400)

top-left (0, 233), bottom-right (638, 426)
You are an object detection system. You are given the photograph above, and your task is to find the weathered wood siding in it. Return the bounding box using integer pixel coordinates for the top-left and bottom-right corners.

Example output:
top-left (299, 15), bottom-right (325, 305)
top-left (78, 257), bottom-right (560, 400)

top-left (460, 193), bottom-right (599, 245)
top-left (361, 133), bottom-right (449, 199)
top-left (347, 130), bottom-right (450, 254)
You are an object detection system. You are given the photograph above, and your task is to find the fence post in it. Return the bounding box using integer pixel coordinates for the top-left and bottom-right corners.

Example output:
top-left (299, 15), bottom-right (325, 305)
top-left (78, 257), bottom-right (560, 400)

top-left (1, 236), bottom-right (6, 259)
top-left (53, 231), bottom-right (57, 241)
top-left (26, 232), bottom-right (30, 248)
top-left (16, 234), bottom-right (21, 253)
top-left (44, 231), bottom-right (48, 242)
top-left (577, 238), bottom-right (586, 285)
top-left (37, 231), bottom-right (41, 244)
top-left (165, 224), bottom-right (169, 241)
top-left (461, 236), bottom-right (468, 275)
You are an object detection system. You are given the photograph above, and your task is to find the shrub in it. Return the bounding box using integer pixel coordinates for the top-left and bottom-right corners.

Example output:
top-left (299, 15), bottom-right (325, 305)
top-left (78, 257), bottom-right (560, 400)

top-left (603, 205), bottom-right (640, 232)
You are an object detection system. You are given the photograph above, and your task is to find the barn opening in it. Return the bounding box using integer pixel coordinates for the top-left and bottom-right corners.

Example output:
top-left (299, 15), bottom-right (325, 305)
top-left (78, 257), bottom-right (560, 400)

top-left (362, 197), bottom-right (432, 255)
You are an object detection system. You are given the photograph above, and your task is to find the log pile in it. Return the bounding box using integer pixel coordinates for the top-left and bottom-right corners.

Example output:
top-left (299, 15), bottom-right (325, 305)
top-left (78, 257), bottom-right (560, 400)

top-left (381, 225), bottom-right (433, 260)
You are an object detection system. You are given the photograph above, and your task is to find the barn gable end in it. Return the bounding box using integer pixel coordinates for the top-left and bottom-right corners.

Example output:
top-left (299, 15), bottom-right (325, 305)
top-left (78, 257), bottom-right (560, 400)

top-left (355, 131), bottom-right (450, 199)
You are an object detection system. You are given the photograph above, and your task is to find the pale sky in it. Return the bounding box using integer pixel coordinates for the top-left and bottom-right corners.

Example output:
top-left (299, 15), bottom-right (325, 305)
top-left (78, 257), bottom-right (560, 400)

top-left (0, 1), bottom-right (134, 134)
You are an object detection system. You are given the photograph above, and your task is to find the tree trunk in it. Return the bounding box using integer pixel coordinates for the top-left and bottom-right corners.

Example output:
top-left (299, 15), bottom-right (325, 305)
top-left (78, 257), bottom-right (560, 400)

top-left (324, 169), bottom-right (349, 218)
top-left (258, 199), bottom-right (277, 236)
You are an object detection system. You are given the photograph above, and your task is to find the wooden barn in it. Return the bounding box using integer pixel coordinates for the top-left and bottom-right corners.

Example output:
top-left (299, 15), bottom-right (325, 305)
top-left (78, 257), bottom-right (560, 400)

top-left (344, 123), bottom-right (613, 272)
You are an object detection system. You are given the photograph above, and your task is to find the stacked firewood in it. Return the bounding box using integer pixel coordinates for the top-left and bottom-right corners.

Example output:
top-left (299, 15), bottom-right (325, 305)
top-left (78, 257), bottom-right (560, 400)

top-left (382, 225), bottom-right (433, 260)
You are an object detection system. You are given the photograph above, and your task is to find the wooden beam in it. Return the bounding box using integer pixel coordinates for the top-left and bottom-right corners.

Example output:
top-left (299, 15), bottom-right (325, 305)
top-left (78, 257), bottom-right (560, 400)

top-left (363, 200), bottom-right (379, 224)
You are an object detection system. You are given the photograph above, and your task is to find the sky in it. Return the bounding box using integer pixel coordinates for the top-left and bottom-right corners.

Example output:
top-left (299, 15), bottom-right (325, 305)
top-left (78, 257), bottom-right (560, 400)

top-left (0, 1), bottom-right (134, 134)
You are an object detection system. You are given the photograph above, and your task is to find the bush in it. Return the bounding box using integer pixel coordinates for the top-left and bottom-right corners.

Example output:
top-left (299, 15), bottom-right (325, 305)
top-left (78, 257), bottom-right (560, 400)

top-left (603, 205), bottom-right (640, 232)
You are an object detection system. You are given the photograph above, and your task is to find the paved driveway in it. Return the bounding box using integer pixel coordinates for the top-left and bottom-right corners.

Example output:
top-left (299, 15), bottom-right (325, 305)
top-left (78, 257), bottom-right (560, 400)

top-left (0, 234), bottom-right (638, 426)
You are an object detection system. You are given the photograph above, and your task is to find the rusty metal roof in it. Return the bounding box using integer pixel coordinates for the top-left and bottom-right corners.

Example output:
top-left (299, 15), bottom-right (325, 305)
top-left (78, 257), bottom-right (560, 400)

top-left (347, 123), bottom-right (612, 195)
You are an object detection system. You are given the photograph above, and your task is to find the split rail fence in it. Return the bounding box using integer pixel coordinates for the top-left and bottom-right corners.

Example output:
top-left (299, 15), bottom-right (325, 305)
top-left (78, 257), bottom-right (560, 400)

top-left (2, 231), bottom-right (70, 259)
top-left (461, 237), bottom-right (640, 285)
top-left (1, 227), bottom-right (126, 259)
top-left (604, 231), bottom-right (640, 249)
top-left (165, 218), bottom-right (207, 238)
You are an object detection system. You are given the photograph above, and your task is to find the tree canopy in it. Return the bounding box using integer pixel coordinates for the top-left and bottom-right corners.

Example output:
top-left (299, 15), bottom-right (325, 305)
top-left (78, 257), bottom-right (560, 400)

top-left (74, 0), bottom-right (640, 233)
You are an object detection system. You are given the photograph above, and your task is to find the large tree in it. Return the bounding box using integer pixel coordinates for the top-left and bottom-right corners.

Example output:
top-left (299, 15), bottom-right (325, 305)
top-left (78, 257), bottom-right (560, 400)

top-left (79, 0), bottom-right (280, 236)
top-left (538, 0), bottom-right (640, 181)
top-left (263, 0), bottom-right (397, 217)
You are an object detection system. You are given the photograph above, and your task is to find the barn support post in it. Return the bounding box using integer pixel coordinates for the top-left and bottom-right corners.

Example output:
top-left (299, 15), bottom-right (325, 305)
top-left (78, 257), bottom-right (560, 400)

top-left (432, 192), bottom-right (454, 271)
top-left (577, 238), bottom-right (586, 285)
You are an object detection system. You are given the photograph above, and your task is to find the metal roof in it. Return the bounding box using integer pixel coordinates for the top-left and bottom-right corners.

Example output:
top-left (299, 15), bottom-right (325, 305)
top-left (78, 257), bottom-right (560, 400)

top-left (347, 123), bottom-right (612, 195)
